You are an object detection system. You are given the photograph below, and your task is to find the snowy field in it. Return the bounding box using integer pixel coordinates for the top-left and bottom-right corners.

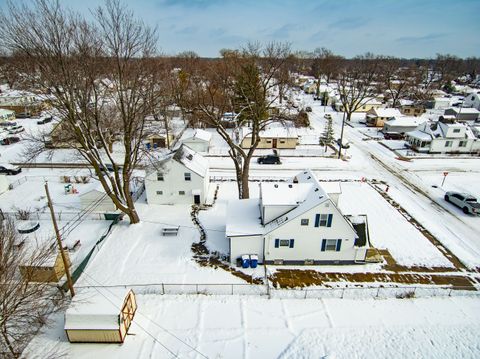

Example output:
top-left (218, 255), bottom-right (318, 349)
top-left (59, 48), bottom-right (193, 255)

top-left (24, 295), bottom-right (480, 359)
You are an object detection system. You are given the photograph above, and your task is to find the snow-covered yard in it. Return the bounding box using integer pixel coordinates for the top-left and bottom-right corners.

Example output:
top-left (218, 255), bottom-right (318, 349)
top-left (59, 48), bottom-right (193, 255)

top-left (24, 295), bottom-right (480, 359)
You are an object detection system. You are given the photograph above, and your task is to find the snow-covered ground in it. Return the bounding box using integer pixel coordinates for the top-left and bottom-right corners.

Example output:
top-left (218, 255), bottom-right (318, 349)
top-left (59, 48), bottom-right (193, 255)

top-left (24, 295), bottom-right (480, 359)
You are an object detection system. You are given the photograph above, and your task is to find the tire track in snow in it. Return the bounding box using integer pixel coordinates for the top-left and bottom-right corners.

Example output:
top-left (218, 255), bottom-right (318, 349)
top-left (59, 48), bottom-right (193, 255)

top-left (240, 299), bottom-right (248, 359)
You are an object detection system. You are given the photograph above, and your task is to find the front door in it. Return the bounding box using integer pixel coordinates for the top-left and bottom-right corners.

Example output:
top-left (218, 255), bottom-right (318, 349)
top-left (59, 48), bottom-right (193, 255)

top-left (272, 138), bottom-right (278, 148)
top-left (194, 195), bottom-right (201, 204)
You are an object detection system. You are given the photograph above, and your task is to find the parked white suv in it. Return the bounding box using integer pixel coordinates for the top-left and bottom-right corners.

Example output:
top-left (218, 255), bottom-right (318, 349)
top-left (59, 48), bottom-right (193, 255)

top-left (444, 191), bottom-right (480, 215)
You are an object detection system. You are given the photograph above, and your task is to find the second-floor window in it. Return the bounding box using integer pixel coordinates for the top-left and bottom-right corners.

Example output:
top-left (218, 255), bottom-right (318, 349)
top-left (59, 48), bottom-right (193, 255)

top-left (157, 172), bottom-right (164, 181)
top-left (315, 214), bottom-right (333, 227)
top-left (184, 172), bottom-right (191, 181)
top-left (445, 141), bottom-right (452, 147)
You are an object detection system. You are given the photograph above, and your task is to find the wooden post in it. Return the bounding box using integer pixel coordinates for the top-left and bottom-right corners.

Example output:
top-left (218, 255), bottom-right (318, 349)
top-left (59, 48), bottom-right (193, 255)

top-left (45, 182), bottom-right (75, 297)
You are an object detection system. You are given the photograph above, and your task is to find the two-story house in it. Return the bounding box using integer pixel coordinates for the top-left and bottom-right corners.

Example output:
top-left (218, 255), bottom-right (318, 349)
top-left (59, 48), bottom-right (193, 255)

top-left (145, 144), bottom-right (210, 205)
top-left (226, 170), bottom-right (369, 265)
top-left (406, 121), bottom-right (480, 154)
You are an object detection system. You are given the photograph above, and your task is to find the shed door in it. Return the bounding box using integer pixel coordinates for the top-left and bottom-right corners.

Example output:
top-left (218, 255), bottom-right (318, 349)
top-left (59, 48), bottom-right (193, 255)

top-left (194, 195), bottom-right (201, 204)
top-left (272, 139), bottom-right (277, 148)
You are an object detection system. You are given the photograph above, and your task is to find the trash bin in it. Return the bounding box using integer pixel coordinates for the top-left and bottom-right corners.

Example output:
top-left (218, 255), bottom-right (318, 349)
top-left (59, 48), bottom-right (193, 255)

top-left (145, 142), bottom-right (151, 150)
top-left (241, 255), bottom-right (250, 268)
top-left (250, 254), bottom-right (258, 268)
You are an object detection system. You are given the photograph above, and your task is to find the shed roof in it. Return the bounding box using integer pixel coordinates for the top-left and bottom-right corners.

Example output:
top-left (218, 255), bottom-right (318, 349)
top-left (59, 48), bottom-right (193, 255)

top-left (226, 198), bottom-right (263, 237)
top-left (65, 288), bottom-right (133, 330)
top-left (183, 128), bottom-right (212, 142)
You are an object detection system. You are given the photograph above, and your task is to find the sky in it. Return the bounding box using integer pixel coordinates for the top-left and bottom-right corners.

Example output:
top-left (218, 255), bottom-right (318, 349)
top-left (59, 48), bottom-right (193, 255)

top-left (1, 0), bottom-right (479, 58)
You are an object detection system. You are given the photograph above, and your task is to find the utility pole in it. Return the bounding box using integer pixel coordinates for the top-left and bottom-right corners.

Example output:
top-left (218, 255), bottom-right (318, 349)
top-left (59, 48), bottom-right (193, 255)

top-left (338, 110), bottom-right (346, 159)
top-left (44, 182), bottom-right (75, 297)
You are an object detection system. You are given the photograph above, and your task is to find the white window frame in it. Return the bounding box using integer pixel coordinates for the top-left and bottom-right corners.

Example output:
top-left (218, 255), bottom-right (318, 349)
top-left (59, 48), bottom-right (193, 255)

top-left (319, 214), bottom-right (329, 227)
top-left (445, 141), bottom-right (452, 147)
top-left (157, 172), bottom-right (164, 181)
top-left (325, 239), bottom-right (338, 251)
top-left (279, 239), bottom-right (291, 247)
top-left (301, 218), bottom-right (309, 226)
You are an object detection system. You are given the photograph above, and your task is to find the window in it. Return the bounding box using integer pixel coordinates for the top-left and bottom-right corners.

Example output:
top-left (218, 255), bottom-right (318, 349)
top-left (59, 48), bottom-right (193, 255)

top-left (280, 140), bottom-right (286, 144)
top-left (445, 141), bottom-right (452, 147)
top-left (274, 239), bottom-right (295, 248)
top-left (184, 172), bottom-right (191, 181)
top-left (179, 191), bottom-right (185, 195)
top-left (459, 140), bottom-right (467, 147)
top-left (453, 129), bottom-right (460, 133)
top-left (157, 172), bottom-right (164, 181)
top-left (321, 239), bottom-right (342, 252)
top-left (315, 214), bottom-right (332, 227)
top-left (301, 218), bottom-right (309, 226)
top-left (156, 190), bottom-right (163, 195)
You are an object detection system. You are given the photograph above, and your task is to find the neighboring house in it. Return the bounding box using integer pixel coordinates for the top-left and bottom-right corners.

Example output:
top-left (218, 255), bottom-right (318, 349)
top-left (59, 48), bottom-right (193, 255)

top-left (0, 175), bottom-right (9, 195)
top-left (443, 107), bottom-right (480, 122)
top-left (0, 90), bottom-right (49, 116)
top-left (0, 108), bottom-right (15, 122)
top-left (145, 144), bottom-right (210, 205)
top-left (226, 170), bottom-right (369, 265)
top-left (241, 126), bottom-right (298, 149)
top-left (334, 98), bottom-right (383, 113)
top-left (383, 116), bottom-right (427, 135)
top-left (427, 97), bottom-right (452, 110)
top-left (400, 103), bottom-right (425, 117)
top-left (65, 288), bottom-right (137, 343)
top-left (462, 91), bottom-right (480, 110)
top-left (180, 129), bottom-right (212, 153)
top-left (365, 108), bottom-right (402, 127)
top-left (79, 184), bottom-right (117, 213)
top-left (406, 121), bottom-right (480, 154)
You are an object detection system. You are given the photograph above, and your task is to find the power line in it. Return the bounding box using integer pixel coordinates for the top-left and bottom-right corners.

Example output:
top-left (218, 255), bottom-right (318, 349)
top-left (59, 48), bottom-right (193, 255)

top-left (81, 272), bottom-right (209, 359)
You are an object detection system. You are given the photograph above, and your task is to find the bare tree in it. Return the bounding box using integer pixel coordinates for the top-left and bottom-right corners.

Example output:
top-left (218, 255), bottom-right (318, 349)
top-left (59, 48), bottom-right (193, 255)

top-left (183, 42), bottom-right (294, 199)
top-left (0, 0), bottom-right (160, 223)
top-left (377, 57), bottom-right (418, 108)
top-left (310, 48), bottom-right (344, 98)
top-left (0, 218), bottom-right (65, 358)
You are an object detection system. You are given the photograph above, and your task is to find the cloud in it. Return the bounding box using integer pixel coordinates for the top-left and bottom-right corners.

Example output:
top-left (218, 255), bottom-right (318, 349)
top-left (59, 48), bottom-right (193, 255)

top-left (175, 26), bottom-right (198, 35)
top-left (395, 33), bottom-right (447, 42)
top-left (329, 17), bottom-right (370, 30)
top-left (158, 0), bottom-right (229, 8)
top-left (269, 24), bottom-right (302, 39)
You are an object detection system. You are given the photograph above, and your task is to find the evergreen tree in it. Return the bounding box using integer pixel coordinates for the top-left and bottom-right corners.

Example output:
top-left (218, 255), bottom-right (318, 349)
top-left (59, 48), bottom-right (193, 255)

top-left (320, 118), bottom-right (334, 151)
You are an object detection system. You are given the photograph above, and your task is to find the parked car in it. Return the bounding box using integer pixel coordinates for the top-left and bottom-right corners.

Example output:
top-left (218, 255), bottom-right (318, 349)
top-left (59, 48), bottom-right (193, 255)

top-left (8, 125), bottom-right (24, 134)
top-left (305, 106), bottom-right (312, 112)
top-left (383, 132), bottom-right (404, 140)
top-left (37, 116), bottom-right (53, 125)
top-left (324, 114), bottom-right (332, 119)
top-left (1, 136), bottom-right (21, 145)
top-left (444, 191), bottom-right (480, 215)
top-left (257, 154), bottom-right (281, 164)
top-left (0, 163), bottom-right (22, 175)
top-left (0, 121), bottom-right (17, 127)
top-left (15, 113), bottom-right (31, 119)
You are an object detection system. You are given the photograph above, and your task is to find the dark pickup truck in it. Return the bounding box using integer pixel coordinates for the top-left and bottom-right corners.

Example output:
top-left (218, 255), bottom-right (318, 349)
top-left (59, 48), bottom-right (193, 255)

top-left (257, 154), bottom-right (281, 164)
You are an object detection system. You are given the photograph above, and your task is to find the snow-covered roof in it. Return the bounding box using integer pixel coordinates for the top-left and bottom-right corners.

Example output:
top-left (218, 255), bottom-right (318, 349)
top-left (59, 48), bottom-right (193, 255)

top-left (261, 182), bottom-right (312, 206)
top-left (65, 288), bottom-right (133, 330)
top-left (225, 198), bottom-right (263, 237)
top-left (0, 108), bottom-right (15, 116)
top-left (242, 125), bottom-right (298, 139)
top-left (371, 108), bottom-right (402, 118)
top-left (183, 129), bottom-right (212, 143)
top-left (448, 107), bottom-right (480, 115)
top-left (172, 144), bottom-right (209, 177)
top-left (386, 116), bottom-right (427, 127)
top-left (406, 130), bottom-right (433, 141)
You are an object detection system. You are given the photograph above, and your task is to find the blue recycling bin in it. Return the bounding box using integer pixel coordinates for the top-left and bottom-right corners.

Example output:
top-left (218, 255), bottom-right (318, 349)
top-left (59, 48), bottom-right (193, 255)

top-left (145, 142), bottom-right (151, 150)
top-left (241, 255), bottom-right (250, 268)
top-left (250, 254), bottom-right (258, 268)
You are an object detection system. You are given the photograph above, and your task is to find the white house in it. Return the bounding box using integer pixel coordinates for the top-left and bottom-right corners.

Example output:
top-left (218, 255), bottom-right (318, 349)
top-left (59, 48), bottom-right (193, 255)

top-left (406, 121), bottom-right (480, 154)
top-left (383, 116), bottom-right (427, 135)
top-left (180, 129), bottom-right (212, 153)
top-left (0, 109), bottom-right (15, 122)
top-left (443, 107), bottom-right (480, 122)
top-left (79, 183), bottom-right (117, 212)
top-left (226, 170), bottom-right (369, 265)
top-left (145, 144), bottom-right (210, 205)
top-left (463, 91), bottom-right (480, 110)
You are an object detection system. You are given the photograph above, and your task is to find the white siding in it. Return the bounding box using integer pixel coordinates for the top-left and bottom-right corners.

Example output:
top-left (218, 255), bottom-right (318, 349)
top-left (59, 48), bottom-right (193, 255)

top-left (145, 160), bottom-right (210, 205)
top-left (229, 235), bottom-right (264, 264)
top-left (430, 138), bottom-right (475, 153)
top-left (0, 175), bottom-right (9, 195)
top-left (262, 205), bottom-right (296, 224)
top-left (181, 139), bottom-right (209, 153)
top-left (265, 200), bottom-right (359, 263)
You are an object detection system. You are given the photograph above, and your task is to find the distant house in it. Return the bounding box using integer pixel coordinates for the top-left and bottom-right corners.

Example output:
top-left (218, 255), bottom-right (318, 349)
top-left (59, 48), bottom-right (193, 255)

top-left (462, 91), bottom-right (480, 110)
top-left (65, 288), bottom-right (137, 343)
top-left (145, 144), bottom-right (210, 205)
top-left (427, 97), bottom-right (452, 110)
top-left (144, 132), bottom-right (174, 150)
top-left (383, 116), bottom-right (427, 135)
top-left (365, 108), bottom-right (402, 127)
top-left (0, 108), bottom-right (15, 122)
top-left (19, 244), bottom-right (71, 283)
top-left (406, 121), bottom-right (480, 154)
top-left (226, 170), bottom-right (369, 265)
top-left (180, 129), bottom-right (212, 153)
top-left (0, 90), bottom-right (50, 116)
top-left (79, 184), bottom-right (117, 213)
top-left (443, 108), bottom-right (480, 122)
top-left (334, 98), bottom-right (383, 113)
top-left (241, 126), bottom-right (298, 149)
top-left (400, 103), bottom-right (425, 117)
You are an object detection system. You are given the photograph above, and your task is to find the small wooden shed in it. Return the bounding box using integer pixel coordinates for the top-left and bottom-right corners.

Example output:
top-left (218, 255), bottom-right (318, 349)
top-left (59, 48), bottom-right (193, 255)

top-left (65, 288), bottom-right (137, 343)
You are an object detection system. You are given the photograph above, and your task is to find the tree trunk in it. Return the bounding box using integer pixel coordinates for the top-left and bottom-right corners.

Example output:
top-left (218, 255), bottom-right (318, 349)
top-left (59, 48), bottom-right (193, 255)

top-left (240, 160), bottom-right (250, 199)
top-left (126, 208), bottom-right (140, 224)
